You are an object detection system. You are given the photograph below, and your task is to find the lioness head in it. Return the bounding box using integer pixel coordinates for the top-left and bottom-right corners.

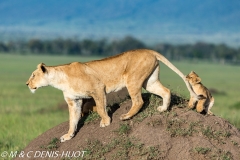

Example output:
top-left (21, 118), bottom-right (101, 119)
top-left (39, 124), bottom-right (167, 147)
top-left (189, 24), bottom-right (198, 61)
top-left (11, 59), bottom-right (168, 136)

top-left (26, 63), bottom-right (49, 93)
top-left (186, 71), bottom-right (201, 85)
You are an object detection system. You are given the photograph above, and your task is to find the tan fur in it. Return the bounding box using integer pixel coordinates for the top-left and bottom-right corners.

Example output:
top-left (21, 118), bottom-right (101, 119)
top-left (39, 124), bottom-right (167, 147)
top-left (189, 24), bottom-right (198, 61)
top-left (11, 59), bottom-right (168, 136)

top-left (26, 49), bottom-right (199, 142)
top-left (186, 71), bottom-right (214, 115)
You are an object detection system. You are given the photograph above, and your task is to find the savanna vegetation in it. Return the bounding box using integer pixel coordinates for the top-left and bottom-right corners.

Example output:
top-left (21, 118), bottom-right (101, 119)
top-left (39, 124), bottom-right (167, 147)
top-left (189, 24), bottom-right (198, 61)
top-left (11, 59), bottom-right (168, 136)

top-left (1, 54), bottom-right (240, 155)
top-left (0, 36), bottom-right (240, 64)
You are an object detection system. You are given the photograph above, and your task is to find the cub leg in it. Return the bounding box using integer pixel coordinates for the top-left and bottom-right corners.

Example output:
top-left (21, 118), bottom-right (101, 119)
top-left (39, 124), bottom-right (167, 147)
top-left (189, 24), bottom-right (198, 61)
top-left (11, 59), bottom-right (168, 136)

top-left (60, 98), bottom-right (82, 142)
top-left (143, 67), bottom-right (171, 112)
top-left (92, 92), bottom-right (111, 127)
top-left (207, 97), bottom-right (214, 115)
top-left (188, 96), bottom-right (197, 109)
top-left (196, 99), bottom-right (205, 113)
top-left (120, 89), bottom-right (143, 120)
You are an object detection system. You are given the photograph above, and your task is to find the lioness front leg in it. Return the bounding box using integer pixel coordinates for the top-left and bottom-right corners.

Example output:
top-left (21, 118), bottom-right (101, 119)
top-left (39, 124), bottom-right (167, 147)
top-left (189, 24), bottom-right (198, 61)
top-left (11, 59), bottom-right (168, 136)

top-left (92, 92), bottom-right (111, 127)
top-left (60, 97), bottom-right (82, 142)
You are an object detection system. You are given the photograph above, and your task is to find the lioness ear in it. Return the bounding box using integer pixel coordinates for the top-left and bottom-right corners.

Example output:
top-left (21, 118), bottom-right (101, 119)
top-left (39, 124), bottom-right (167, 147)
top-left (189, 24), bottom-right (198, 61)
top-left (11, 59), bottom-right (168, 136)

top-left (37, 63), bottom-right (47, 73)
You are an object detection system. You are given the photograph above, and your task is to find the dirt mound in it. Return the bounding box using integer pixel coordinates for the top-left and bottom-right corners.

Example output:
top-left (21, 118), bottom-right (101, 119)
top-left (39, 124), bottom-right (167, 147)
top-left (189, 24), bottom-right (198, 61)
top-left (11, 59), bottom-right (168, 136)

top-left (16, 91), bottom-right (240, 160)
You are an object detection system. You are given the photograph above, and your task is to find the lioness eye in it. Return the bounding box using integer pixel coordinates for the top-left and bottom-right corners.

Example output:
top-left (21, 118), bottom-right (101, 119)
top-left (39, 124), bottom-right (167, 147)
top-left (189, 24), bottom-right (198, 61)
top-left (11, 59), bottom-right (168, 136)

top-left (32, 74), bottom-right (35, 78)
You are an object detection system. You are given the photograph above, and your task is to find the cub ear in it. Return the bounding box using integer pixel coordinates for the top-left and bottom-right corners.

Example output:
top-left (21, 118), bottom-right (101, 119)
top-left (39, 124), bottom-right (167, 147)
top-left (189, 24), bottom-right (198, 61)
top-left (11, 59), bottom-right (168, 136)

top-left (195, 77), bottom-right (201, 83)
top-left (37, 63), bottom-right (47, 73)
top-left (190, 71), bottom-right (194, 74)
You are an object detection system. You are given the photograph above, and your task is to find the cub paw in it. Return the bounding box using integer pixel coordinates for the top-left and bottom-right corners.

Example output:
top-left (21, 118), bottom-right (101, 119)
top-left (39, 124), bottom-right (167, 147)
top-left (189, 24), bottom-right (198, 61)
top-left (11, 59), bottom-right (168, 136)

top-left (207, 110), bottom-right (214, 116)
top-left (60, 133), bottom-right (74, 142)
top-left (100, 117), bottom-right (111, 127)
top-left (188, 101), bottom-right (196, 109)
top-left (188, 104), bottom-right (195, 109)
top-left (120, 114), bottom-right (131, 120)
top-left (196, 106), bottom-right (204, 113)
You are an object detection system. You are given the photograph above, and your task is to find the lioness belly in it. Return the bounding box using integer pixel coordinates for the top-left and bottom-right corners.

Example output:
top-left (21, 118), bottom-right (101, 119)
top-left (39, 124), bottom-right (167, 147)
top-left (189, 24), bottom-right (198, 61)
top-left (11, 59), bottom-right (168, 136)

top-left (106, 82), bottom-right (125, 94)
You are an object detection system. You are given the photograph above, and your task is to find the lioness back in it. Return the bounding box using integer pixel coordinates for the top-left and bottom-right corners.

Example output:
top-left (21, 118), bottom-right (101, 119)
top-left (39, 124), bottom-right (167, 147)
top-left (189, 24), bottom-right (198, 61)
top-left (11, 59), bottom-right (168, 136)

top-left (85, 49), bottom-right (158, 93)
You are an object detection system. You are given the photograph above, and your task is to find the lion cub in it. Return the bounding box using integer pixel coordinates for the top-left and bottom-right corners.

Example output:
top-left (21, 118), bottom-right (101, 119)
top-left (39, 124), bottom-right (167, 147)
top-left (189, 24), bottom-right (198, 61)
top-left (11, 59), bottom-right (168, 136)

top-left (186, 71), bottom-right (214, 115)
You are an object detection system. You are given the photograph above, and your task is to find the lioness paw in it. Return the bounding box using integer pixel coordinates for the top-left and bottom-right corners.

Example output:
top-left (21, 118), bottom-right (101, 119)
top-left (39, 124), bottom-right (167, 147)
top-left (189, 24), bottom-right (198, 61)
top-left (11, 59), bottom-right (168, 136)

top-left (120, 114), bottom-right (131, 120)
top-left (157, 106), bottom-right (167, 112)
top-left (60, 133), bottom-right (74, 142)
top-left (100, 117), bottom-right (111, 127)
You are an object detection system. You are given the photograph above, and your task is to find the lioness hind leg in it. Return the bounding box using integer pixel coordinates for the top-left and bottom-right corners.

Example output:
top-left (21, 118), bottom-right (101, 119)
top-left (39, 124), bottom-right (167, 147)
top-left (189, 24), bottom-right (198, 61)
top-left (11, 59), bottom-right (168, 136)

top-left (143, 67), bottom-right (171, 112)
top-left (120, 90), bottom-right (143, 120)
top-left (145, 80), bottom-right (171, 112)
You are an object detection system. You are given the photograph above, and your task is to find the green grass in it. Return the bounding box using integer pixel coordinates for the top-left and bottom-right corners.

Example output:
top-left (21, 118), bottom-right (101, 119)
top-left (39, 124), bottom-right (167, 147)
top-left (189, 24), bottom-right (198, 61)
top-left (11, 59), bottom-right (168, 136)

top-left (80, 123), bottom-right (162, 160)
top-left (0, 54), bottom-right (103, 155)
top-left (40, 137), bottom-right (60, 150)
top-left (194, 147), bottom-right (211, 154)
top-left (116, 123), bottom-right (131, 135)
top-left (0, 53), bottom-right (240, 155)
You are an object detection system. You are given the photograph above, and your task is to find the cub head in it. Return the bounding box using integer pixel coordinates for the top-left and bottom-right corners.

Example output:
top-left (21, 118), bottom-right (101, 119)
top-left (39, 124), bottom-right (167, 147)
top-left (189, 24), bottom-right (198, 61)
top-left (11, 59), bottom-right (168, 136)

top-left (26, 63), bottom-right (49, 93)
top-left (186, 71), bottom-right (201, 85)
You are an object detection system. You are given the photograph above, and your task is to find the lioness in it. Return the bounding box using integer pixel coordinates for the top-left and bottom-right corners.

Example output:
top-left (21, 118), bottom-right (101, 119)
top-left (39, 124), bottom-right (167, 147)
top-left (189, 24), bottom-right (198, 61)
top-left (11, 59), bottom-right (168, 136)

top-left (186, 71), bottom-right (214, 115)
top-left (26, 49), bottom-right (199, 142)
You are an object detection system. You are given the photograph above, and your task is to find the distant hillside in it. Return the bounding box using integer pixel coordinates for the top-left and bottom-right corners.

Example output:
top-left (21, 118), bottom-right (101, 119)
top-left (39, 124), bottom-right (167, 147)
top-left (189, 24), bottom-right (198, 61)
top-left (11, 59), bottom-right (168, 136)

top-left (0, 0), bottom-right (240, 46)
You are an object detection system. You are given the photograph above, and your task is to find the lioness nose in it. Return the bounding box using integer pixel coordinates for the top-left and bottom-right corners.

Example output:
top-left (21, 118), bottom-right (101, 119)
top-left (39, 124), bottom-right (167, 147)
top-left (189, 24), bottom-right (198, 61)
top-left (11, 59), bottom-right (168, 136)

top-left (26, 82), bottom-right (29, 86)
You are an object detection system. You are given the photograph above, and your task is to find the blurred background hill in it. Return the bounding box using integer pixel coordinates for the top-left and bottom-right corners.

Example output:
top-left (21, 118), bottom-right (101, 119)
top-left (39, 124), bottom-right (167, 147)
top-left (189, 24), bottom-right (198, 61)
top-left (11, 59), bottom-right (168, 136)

top-left (0, 0), bottom-right (240, 47)
top-left (0, 0), bottom-right (240, 63)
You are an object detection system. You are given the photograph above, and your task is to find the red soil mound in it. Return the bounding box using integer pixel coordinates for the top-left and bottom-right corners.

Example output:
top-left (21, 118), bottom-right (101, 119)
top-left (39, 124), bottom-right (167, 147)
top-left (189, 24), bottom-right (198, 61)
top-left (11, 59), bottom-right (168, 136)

top-left (16, 90), bottom-right (240, 160)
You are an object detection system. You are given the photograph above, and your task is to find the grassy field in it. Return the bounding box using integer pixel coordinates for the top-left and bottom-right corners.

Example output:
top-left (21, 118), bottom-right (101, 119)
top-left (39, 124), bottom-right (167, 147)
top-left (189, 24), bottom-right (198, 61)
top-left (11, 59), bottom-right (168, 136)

top-left (0, 53), bottom-right (240, 155)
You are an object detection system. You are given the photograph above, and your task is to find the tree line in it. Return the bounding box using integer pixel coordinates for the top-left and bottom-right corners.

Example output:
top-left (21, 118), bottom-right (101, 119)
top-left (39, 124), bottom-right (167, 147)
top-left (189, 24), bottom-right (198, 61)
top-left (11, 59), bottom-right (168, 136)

top-left (0, 36), bottom-right (240, 64)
